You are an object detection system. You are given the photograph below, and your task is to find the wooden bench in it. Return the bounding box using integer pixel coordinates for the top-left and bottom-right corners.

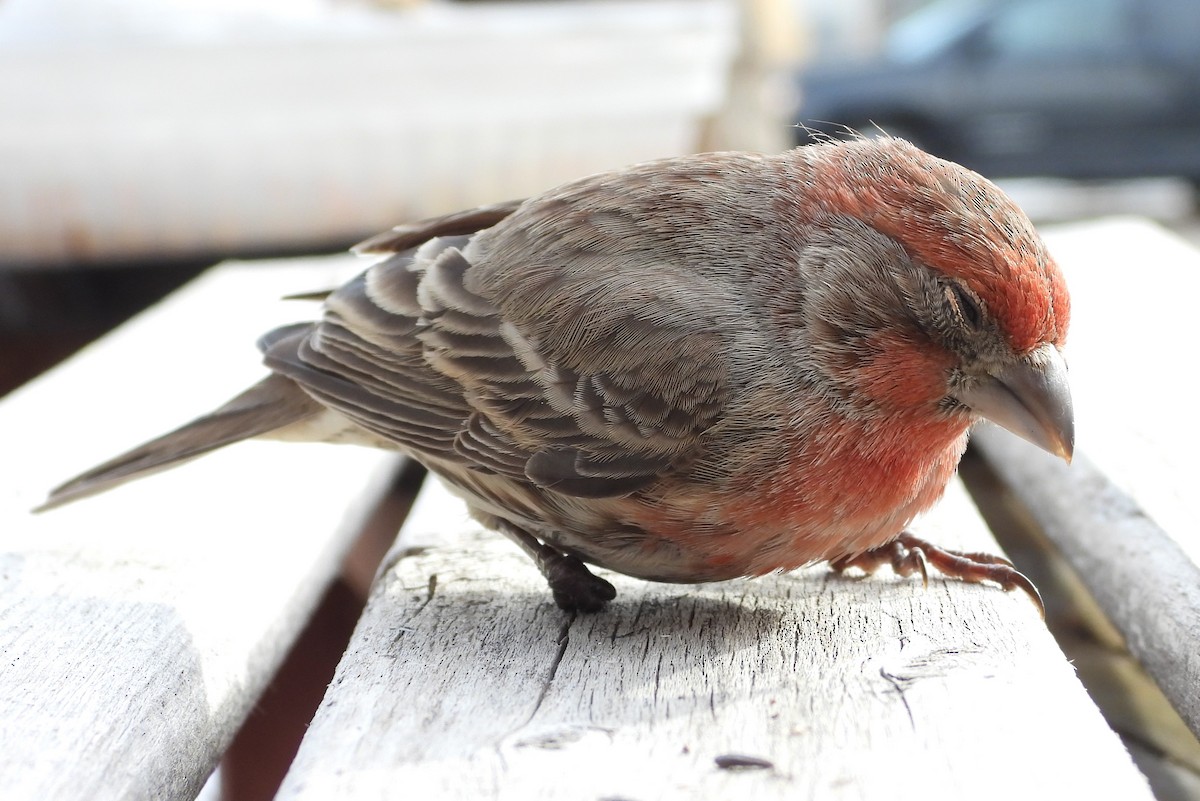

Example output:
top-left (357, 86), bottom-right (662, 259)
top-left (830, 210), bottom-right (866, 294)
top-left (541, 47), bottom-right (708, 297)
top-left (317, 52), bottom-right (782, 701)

top-left (2, 219), bottom-right (1197, 799)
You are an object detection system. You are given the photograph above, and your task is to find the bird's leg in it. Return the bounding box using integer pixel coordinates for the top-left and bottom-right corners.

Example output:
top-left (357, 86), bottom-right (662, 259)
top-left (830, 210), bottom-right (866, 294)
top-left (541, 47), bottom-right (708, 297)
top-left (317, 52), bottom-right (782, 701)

top-left (494, 521), bottom-right (616, 613)
top-left (830, 539), bottom-right (929, 586)
top-left (831, 531), bottom-right (1044, 617)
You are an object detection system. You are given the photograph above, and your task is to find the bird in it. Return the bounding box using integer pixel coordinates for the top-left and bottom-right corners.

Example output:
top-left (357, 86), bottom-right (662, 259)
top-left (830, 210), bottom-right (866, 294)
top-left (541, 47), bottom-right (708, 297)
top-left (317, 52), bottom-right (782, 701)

top-left (39, 137), bottom-right (1073, 615)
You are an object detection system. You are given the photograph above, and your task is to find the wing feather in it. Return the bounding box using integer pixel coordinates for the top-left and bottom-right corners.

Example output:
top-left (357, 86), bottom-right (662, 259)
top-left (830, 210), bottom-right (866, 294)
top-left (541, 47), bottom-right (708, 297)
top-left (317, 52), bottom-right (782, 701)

top-left (353, 201), bottom-right (524, 255)
top-left (264, 195), bottom-right (731, 498)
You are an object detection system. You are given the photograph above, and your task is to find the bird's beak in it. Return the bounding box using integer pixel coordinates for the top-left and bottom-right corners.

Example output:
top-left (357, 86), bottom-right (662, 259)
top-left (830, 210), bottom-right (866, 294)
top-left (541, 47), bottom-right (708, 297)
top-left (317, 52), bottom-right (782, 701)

top-left (956, 343), bottom-right (1074, 462)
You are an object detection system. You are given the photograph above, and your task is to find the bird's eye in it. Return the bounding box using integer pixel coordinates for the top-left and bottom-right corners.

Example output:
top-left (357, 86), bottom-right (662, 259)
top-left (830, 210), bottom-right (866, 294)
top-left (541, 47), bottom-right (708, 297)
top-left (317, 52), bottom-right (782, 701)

top-left (944, 281), bottom-right (984, 330)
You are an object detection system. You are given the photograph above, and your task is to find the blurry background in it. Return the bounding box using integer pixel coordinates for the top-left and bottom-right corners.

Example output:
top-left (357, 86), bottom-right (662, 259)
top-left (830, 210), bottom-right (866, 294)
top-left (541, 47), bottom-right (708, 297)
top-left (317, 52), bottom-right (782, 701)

top-left (795, 0), bottom-right (1200, 218)
top-left (4, 0), bottom-right (1199, 394)
top-left (0, 0), bottom-right (762, 392)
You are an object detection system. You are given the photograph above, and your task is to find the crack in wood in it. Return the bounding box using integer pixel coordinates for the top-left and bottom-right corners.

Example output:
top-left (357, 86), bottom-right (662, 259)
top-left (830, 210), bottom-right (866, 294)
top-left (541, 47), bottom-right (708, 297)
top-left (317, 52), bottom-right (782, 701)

top-left (880, 666), bottom-right (917, 731)
top-left (525, 612), bottom-right (575, 726)
top-left (494, 612), bottom-right (578, 770)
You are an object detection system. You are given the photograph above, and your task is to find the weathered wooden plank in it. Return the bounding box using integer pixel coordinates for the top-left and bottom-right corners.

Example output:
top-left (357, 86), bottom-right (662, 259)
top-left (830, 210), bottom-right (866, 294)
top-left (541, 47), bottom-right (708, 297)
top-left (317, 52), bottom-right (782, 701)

top-left (278, 475), bottom-right (1152, 800)
top-left (975, 217), bottom-right (1200, 738)
top-left (0, 254), bottom-right (400, 800)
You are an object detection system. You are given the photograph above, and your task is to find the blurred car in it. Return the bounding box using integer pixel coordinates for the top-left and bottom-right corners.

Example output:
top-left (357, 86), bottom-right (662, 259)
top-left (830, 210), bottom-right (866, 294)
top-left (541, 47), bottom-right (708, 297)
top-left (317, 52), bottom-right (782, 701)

top-left (793, 0), bottom-right (1200, 182)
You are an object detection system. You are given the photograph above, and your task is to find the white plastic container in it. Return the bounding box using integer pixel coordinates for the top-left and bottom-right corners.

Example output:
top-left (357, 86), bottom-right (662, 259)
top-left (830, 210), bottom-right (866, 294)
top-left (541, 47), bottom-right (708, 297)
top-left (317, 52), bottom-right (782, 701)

top-left (0, 0), bottom-right (737, 267)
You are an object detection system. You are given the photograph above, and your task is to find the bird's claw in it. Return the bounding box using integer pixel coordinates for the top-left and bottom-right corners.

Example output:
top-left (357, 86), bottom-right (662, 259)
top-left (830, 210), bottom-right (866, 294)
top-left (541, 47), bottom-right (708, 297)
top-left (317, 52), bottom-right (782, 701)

top-left (545, 554), bottom-right (617, 613)
top-left (831, 531), bottom-right (1044, 618)
top-left (494, 519), bottom-right (617, 613)
top-left (831, 539), bottom-right (929, 587)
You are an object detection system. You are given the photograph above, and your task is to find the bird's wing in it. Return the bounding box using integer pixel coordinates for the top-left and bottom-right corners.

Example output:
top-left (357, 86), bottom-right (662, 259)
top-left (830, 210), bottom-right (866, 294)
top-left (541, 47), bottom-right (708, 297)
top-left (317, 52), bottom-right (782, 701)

top-left (264, 218), bottom-right (730, 499)
top-left (352, 199), bottom-right (526, 255)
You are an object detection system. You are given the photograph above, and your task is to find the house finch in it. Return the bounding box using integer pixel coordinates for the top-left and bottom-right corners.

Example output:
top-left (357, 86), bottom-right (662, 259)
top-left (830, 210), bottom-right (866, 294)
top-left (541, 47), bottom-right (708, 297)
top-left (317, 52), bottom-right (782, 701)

top-left (41, 138), bottom-right (1073, 614)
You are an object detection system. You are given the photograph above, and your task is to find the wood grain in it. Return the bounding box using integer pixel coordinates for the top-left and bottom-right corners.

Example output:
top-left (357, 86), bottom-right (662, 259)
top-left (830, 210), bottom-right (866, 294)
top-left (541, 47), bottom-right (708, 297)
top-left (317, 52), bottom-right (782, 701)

top-left (0, 255), bottom-right (399, 800)
top-left (278, 475), bottom-right (1152, 800)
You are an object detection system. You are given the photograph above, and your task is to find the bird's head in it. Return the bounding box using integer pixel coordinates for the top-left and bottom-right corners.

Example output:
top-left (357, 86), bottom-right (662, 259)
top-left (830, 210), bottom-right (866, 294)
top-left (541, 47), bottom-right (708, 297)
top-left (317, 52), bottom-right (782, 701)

top-left (786, 137), bottom-right (1073, 461)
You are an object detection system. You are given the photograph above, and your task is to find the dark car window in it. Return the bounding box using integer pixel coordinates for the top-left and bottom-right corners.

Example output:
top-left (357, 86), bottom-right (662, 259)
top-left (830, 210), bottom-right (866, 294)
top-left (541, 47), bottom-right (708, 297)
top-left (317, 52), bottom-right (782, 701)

top-left (982, 0), bottom-right (1129, 59)
top-left (1139, 1), bottom-right (1200, 62)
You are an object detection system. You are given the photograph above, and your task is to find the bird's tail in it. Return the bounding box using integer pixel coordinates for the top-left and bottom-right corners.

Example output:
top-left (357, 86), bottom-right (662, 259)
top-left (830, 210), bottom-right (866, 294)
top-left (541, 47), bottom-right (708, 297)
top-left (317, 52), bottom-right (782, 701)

top-left (37, 373), bottom-right (323, 512)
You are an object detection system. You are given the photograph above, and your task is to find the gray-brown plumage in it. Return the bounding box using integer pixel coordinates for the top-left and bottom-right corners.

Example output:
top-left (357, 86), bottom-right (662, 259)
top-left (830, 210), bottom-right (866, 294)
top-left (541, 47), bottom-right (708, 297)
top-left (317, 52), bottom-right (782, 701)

top-left (42, 140), bottom-right (1074, 613)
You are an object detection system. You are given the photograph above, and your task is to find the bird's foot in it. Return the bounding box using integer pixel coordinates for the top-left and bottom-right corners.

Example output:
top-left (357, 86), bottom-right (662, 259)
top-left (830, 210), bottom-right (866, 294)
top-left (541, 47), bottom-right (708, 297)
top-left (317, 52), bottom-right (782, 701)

top-left (495, 521), bottom-right (616, 612)
top-left (830, 531), bottom-right (1044, 617)
top-left (543, 553), bottom-right (617, 613)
